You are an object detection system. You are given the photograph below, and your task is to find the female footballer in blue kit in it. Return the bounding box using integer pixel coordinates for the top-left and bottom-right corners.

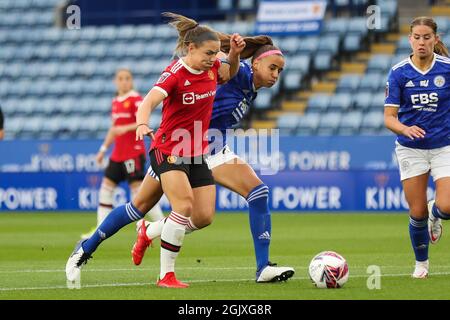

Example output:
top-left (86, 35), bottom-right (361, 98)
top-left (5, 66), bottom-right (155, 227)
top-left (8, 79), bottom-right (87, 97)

top-left (384, 16), bottom-right (449, 278)
top-left (130, 37), bottom-right (295, 283)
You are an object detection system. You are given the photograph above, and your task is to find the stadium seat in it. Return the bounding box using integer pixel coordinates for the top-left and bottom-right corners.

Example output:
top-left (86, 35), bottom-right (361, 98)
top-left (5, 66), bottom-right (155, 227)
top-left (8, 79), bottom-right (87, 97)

top-left (317, 112), bottom-right (342, 135)
top-left (313, 53), bottom-right (333, 71)
top-left (297, 113), bottom-right (320, 135)
top-left (328, 93), bottom-right (352, 112)
top-left (277, 113), bottom-right (300, 135)
top-left (297, 36), bottom-right (319, 54)
top-left (338, 111), bottom-right (363, 135)
top-left (360, 111), bottom-right (384, 134)
top-left (253, 91), bottom-right (273, 110)
top-left (318, 35), bottom-right (340, 55)
top-left (307, 94), bottom-right (330, 113)
top-left (366, 54), bottom-right (392, 73)
top-left (282, 71), bottom-right (303, 91)
top-left (359, 73), bottom-right (382, 91)
top-left (343, 34), bottom-right (363, 52)
top-left (286, 54), bottom-right (310, 73)
top-left (336, 74), bottom-right (361, 92)
top-left (352, 91), bottom-right (373, 111)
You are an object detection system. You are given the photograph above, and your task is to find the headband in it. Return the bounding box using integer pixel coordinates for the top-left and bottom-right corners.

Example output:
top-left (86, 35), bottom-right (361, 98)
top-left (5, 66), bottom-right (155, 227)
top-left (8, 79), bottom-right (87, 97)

top-left (254, 49), bottom-right (283, 61)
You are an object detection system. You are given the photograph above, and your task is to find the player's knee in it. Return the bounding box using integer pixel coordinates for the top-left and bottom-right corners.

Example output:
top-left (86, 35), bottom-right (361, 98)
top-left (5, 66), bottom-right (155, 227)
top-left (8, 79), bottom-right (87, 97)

top-left (192, 212), bottom-right (214, 229)
top-left (174, 197), bottom-right (194, 217)
top-left (409, 204), bottom-right (428, 219)
top-left (99, 183), bottom-right (114, 206)
top-left (131, 197), bottom-right (152, 214)
top-left (436, 200), bottom-right (450, 216)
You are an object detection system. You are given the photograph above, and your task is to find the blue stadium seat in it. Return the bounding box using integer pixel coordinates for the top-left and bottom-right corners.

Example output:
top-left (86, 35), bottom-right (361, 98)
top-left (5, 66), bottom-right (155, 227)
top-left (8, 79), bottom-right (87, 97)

top-left (328, 93), bottom-right (352, 112)
top-left (307, 94), bottom-right (330, 113)
top-left (318, 35), bottom-right (340, 55)
top-left (116, 25), bottom-right (136, 40)
top-left (434, 16), bottom-right (449, 34)
top-left (343, 34), bottom-right (362, 52)
top-left (338, 111), bottom-right (363, 135)
top-left (336, 74), bottom-right (361, 92)
top-left (360, 111), bottom-right (384, 134)
top-left (366, 54), bottom-right (392, 73)
top-left (286, 54), bottom-right (310, 73)
top-left (352, 91), bottom-right (373, 111)
top-left (370, 92), bottom-right (387, 111)
top-left (282, 71), bottom-right (303, 91)
top-left (317, 112), bottom-right (342, 135)
top-left (135, 24), bottom-right (155, 40)
top-left (297, 113), bottom-right (320, 135)
top-left (347, 17), bottom-right (368, 36)
top-left (277, 113), bottom-right (300, 135)
top-left (359, 73), bottom-right (382, 91)
top-left (253, 91), bottom-right (273, 110)
top-left (280, 37), bottom-right (302, 55)
top-left (297, 36), bottom-right (319, 54)
top-left (323, 19), bottom-right (347, 37)
top-left (313, 53), bottom-right (332, 71)
top-left (98, 26), bottom-right (118, 41)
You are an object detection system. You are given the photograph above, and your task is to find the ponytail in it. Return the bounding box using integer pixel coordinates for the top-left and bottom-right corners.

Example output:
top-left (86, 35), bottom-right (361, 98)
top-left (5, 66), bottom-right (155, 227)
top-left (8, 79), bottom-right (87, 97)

top-left (218, 32), bottom-right (273, 59)
top-left (434, 39), bottom-right (449, 57)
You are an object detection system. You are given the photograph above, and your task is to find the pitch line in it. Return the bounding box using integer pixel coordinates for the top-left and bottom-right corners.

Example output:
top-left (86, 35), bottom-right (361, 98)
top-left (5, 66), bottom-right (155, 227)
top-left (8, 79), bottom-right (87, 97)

top-left (2, 271), bottom-right (450, 292)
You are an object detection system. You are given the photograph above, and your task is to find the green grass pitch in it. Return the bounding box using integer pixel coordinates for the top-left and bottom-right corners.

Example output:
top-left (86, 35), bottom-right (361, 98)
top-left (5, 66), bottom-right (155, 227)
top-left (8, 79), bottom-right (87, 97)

top-left (1, 212), bottom-right (450, 300)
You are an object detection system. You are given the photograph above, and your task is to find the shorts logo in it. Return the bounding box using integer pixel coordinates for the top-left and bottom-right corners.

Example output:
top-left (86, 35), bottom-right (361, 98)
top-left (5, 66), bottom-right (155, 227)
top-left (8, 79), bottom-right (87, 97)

top-left (434, 75), bottom-right (445, 88)
top-left (182, 92), bottom-right (195, 104)
top-left (208, 70), bottom-right (214, 80)
top-left (401, 160), bottom-right (410, 171)
top-left (167, 155), bottom-right (177, 164)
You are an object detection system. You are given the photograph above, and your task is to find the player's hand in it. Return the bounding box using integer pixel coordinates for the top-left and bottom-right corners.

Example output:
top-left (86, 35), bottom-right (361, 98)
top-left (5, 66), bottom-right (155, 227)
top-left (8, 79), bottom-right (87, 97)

top-left (95, 151), bottom-right (104, 166)
top-left (229, 33), bottom-right (246, 55)
top-left (402, 125), bottom-right (426, 140)
top-left (136, 124), bottom-right (155, 141)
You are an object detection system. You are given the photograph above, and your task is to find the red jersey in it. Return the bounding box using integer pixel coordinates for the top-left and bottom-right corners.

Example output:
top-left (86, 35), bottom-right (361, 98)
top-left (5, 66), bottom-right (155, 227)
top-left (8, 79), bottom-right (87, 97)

top-left (151, 58), bottom-right (221, 157)
top-left (110, 90), bottom-right (146, 162)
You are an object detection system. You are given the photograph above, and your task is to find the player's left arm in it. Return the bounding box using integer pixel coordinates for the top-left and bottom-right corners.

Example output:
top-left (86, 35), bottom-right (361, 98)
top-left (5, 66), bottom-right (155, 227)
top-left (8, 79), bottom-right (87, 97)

top-left (218, 33), bottom-right (245, 83)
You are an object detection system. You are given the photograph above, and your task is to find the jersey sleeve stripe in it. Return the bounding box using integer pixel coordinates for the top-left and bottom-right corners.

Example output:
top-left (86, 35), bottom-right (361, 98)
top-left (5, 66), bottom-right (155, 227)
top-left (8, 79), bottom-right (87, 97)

top-left (384, 104), bottom-right (400, 108)
top-left (152, 86), bottom-right (168, 97)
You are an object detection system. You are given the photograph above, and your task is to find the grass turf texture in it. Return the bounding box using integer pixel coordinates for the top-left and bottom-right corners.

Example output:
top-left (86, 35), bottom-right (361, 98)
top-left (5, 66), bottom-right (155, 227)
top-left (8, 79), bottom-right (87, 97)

top-left (1, 212), bottom-right (450, 300)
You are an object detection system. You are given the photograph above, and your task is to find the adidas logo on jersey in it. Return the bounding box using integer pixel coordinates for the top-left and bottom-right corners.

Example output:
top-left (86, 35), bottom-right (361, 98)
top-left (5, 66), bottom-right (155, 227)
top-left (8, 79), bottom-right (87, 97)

top-left (258, 231), bottom-right (271, 240)
top-left (405, 80), bottom-right (415, 87)
top-left (184, 80), bottom-right (191, 86)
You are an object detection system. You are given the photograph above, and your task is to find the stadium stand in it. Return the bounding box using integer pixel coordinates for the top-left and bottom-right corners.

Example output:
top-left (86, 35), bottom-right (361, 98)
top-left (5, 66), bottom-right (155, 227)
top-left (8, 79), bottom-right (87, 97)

top-left (0, 0), bottom-right (449, 139)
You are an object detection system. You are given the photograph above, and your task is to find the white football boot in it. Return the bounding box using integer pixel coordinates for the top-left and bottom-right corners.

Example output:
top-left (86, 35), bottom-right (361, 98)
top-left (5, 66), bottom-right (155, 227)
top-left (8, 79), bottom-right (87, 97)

top-left (412, 260), bottom-right (429, 279)
top-left (65, 240), bottom-right (92, 285)
top-left (256, 262), bottom-right (295, 283)
top-left (428, 200), bottom-right (442, 244)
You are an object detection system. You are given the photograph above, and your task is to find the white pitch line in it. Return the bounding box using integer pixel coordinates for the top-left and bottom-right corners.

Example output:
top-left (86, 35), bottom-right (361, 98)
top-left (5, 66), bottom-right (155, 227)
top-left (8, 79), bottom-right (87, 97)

top-left (2, 265), bottom-right (450, 274)
top-left (2, 271), bottom-right (450, 292)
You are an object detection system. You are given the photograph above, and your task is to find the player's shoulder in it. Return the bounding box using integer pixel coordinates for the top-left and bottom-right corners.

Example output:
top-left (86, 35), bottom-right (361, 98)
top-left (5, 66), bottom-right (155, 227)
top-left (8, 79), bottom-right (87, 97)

top-left (435, 54), bottom-right (450, 68)
top-left (390, 57), bottom-right (410, 73)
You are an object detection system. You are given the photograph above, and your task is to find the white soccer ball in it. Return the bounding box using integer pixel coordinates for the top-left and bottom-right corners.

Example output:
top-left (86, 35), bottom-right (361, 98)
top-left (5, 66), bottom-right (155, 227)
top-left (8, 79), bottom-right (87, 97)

top-left (308, 251), bottom-right (349, 288)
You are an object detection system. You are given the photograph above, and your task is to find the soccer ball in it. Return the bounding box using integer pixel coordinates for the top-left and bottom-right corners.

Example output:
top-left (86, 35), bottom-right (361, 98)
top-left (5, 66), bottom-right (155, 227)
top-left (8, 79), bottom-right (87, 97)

top-left (308, 251), bottom-right (349, 288)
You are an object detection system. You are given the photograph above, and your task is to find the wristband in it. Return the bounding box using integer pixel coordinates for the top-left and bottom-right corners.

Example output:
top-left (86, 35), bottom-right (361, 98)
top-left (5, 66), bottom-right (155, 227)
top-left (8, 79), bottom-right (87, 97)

top-left (99, 145), bottom-right (107, 153)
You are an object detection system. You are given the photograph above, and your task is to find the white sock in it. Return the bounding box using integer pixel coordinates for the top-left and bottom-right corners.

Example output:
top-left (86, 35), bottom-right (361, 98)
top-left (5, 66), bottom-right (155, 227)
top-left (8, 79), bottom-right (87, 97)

top-left (146, 204), bottom-right (165, 222)
top-left (185, 218), bottom-right (199, 235)
top-left (160, 211), bottom-right (188, 279)
top-left (146, 217), bottom-right (198, 239)
top-left (146, 218), bottom-right (166, 239)
top-left (97, 183), bottom-right (114, 226)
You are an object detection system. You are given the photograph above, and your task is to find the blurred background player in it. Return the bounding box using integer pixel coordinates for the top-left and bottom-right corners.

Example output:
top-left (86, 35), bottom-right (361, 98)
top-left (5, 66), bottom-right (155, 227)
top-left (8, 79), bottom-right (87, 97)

top-left (0, 105), bottom-right (4, 140)
top-left (384, 16), bottom-right (449, 279)
top-left (80, 68), bottom-right (164, 238)
top-left (131, 38), bottom-right (295, 283)
top-left (66, 13), bottom-right (244, 288)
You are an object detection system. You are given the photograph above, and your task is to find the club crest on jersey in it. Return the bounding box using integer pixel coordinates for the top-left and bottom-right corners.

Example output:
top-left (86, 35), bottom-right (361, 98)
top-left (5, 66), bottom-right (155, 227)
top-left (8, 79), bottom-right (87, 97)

top-left (434, 75), bottom-right (445, 88)
top-left (208, 70), bottom-right (214, 80)
top-left (123, 101), bottom-right (130, 108)
top-left (182, 92), bottom-right (195, 104)
top-left (157, 72), bottom-right (171, 84)
top-left (167, 155), bottom-right (177, 164)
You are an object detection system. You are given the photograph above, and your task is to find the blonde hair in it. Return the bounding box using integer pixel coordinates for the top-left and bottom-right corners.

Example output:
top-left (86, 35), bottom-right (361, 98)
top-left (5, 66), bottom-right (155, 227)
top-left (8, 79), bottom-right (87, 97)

top-left (410, 16), bottom-right (449, 57)
top-left (162, 12), bottom-right (219, 57)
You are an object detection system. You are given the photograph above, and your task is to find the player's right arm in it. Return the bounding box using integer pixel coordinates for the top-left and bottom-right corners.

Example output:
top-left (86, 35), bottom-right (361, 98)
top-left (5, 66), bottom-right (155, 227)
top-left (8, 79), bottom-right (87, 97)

top-left (135, 88), bottom-right (165, 141)
top-left (384, 70), bottom-right (425, 140)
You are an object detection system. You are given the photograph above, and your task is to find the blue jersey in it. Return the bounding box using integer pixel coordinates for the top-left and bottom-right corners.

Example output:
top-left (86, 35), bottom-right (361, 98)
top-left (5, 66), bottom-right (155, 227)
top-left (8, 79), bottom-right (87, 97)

top-left (385, 53), bottom-right (450, 149)
top-left (209, 61), bottom-right (257, 150)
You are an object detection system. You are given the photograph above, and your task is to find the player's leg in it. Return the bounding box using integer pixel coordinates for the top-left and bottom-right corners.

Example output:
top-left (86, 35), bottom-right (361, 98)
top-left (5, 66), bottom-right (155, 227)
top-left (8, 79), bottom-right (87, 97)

top-left (402, 173), bottom-right (430, 278)
top-left (211, 154), bottom-right (294, 282)
top-left (131, 171), bottom-right (165, 265)
top-left (428, 146), bottom-right (450, 243)
top-left (80, 160), bottom-right (122, 239)
top-left (128, 155), bottom-right (165, 222)
top-left (157, 170), bottom-right (194, 288)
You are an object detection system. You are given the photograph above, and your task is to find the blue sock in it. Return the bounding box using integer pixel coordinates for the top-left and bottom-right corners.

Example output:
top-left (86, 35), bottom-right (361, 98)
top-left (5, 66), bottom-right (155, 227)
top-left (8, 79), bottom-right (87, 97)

top-left (431, 203), bottom-right (450, 220)
top-left (409, 216), bottom-right (429, 262)
top-left (82, 202), bottom-right (144, 254)
top-left (247, 184), bottom-right (271, 272)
